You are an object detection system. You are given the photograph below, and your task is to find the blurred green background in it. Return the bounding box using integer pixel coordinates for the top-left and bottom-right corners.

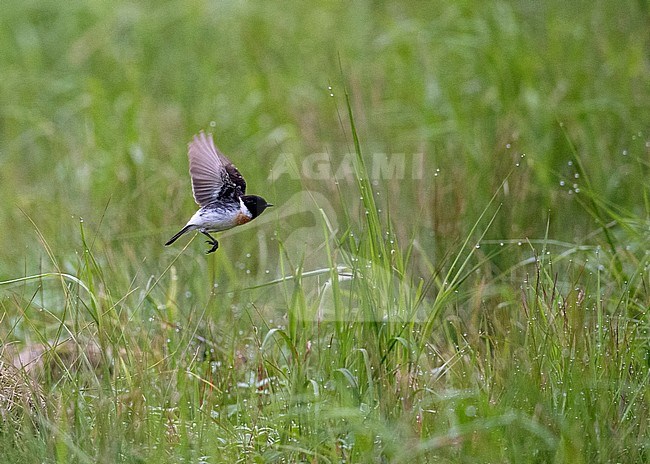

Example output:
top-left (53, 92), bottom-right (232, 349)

top-left (1, 0), bottom-right (650, 462)
top-left (1, 0), bottom-right (648, 272)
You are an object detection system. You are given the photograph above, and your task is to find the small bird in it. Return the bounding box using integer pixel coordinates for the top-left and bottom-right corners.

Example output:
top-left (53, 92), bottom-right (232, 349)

top-left (165, 131), bottom-right (273, 254)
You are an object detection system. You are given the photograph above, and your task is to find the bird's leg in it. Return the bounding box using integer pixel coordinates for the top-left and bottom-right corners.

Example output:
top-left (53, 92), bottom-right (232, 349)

top-left (201, 231), bottom-right (219, 254)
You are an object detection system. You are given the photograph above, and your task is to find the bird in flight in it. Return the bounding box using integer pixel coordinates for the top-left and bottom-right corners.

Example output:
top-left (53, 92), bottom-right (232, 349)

top-left (165, 131), bottom-right (272, 254)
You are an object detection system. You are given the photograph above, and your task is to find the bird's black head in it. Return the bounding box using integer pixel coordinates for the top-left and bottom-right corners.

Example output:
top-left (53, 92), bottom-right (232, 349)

top-left (241, 195), bottom-right (273, 219)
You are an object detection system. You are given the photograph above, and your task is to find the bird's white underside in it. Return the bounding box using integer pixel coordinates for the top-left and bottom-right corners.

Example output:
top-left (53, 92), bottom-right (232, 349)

top-left (185, 198), bottom-right (252, 233)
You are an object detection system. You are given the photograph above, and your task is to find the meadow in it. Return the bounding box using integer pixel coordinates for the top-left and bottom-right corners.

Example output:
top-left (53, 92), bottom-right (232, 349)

top-left (1, 1), bottom-right (649, 462)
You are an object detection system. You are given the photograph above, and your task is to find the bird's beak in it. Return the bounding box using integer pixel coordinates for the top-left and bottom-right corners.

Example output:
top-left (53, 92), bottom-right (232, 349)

top-left (267, 203), bottom-right (274, 207)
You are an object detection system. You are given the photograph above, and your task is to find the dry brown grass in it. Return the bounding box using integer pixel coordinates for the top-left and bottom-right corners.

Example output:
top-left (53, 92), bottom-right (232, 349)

top-left (0, 358), bottom-right (45, 428)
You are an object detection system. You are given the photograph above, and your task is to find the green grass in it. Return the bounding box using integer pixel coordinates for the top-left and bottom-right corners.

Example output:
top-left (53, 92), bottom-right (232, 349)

top-left (1, 0), bottom-right (650, 462)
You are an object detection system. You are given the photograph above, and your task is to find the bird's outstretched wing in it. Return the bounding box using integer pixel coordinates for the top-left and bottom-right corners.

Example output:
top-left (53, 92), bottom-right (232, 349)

top-left (187, 131), bottom-right (246, 206)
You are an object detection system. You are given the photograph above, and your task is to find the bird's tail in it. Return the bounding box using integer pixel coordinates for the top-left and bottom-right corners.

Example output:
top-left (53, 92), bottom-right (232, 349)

top-left (165, 225), bottom-right (195, 246)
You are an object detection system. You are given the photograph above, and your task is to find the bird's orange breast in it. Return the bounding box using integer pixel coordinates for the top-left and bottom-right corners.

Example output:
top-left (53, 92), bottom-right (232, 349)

top-left (235, 212), bottom-right (252, 225)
